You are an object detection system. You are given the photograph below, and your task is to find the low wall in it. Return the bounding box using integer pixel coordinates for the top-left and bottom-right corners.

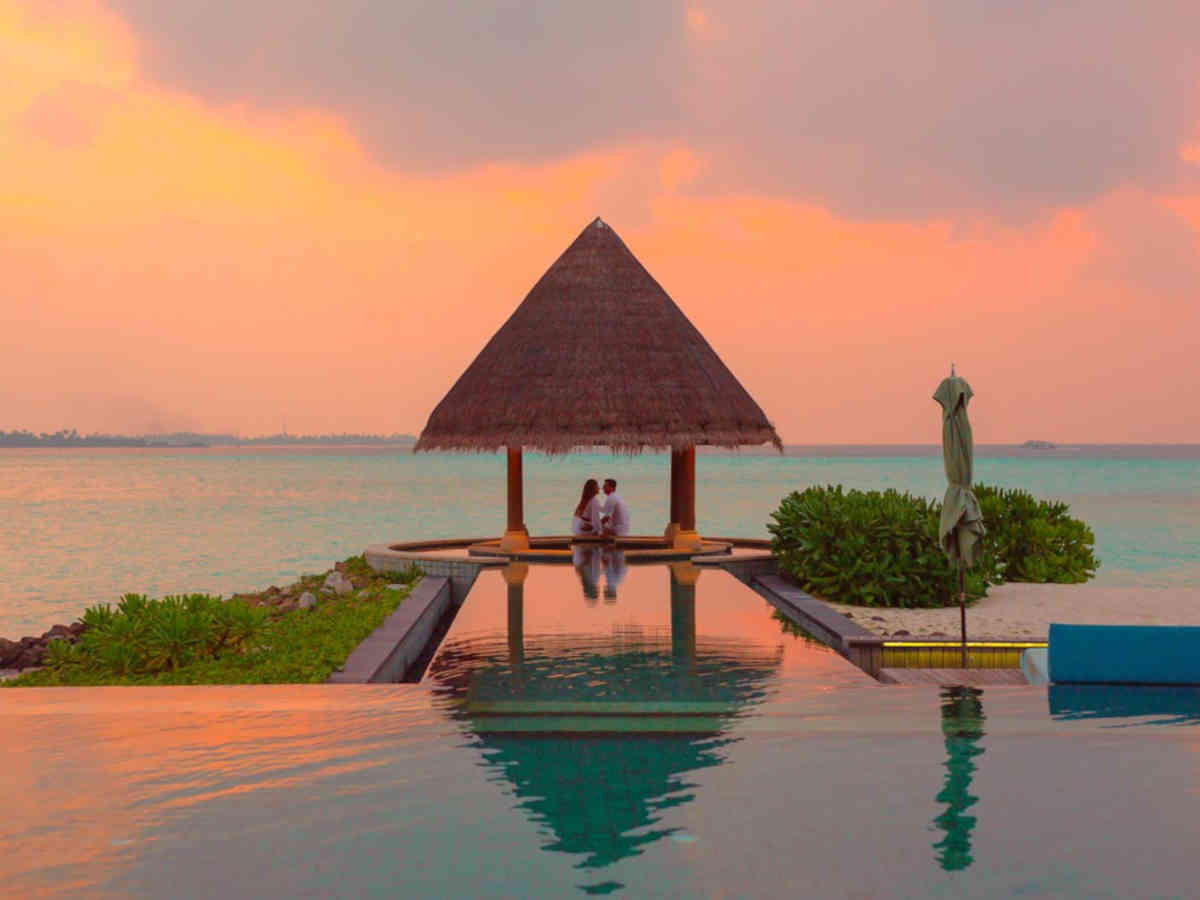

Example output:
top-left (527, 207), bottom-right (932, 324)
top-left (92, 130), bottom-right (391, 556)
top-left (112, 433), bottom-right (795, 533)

top-left (748, 573), bottom-right (882, 676)
top-left (715, 554), bottom-right (779, 585)
top-left (327, 576), bottom-right (453, 683)
top-left (364, 544), bottom-right (499, 606)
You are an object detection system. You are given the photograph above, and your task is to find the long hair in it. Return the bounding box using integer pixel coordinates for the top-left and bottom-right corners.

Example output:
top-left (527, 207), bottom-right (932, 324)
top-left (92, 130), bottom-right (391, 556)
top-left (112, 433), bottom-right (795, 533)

top-left (574, 478), bottom-right (599, 517)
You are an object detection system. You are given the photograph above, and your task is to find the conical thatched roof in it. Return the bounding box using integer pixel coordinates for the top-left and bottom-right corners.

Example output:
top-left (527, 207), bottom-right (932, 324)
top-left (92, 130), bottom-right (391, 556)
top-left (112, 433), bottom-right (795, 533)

top-left (416, 218), bottom-right (782, 454)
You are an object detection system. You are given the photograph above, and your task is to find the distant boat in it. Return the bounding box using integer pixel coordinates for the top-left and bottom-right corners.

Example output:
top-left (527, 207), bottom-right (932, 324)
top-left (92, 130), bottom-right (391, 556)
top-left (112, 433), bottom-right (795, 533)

top-left (1021, 440), bottom-right (1057, 450)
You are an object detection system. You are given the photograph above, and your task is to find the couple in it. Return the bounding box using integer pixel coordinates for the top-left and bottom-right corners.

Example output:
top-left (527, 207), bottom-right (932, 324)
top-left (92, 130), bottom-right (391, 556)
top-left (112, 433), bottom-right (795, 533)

top-left (571, 478), bottom-right (630, 538)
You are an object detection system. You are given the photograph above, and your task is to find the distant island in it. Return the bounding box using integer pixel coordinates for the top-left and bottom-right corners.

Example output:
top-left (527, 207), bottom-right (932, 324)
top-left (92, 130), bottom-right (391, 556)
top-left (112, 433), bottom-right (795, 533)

top-left (0, 429), bottom-right (416, 448)
top-left (1021, 440), bottom-right (1058, 449)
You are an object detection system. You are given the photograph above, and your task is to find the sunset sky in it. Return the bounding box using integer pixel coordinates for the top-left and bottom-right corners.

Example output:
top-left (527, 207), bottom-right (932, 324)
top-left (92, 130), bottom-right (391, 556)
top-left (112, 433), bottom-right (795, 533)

top-left (3, 0), bottom-right (1198, 443)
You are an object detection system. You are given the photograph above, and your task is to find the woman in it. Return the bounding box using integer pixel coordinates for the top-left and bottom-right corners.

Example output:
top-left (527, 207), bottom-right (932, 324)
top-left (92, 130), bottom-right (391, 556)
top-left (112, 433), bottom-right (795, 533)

top-left (572, 478), bottom-right (603, 537)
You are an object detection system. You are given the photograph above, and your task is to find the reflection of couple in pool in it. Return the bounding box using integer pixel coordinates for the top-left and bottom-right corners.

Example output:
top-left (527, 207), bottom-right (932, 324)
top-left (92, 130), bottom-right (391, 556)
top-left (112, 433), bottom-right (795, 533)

top-left (572, 545), bottom-right (627, 604)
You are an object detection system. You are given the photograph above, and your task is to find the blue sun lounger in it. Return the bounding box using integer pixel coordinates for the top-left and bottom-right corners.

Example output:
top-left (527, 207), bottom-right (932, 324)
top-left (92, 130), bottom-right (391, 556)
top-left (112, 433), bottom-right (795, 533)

top-left (1021, 623), bottom-right (1200, 686)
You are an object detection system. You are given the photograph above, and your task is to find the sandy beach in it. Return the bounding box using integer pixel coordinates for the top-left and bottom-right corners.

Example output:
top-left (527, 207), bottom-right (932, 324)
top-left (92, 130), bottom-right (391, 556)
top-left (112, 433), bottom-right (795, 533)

top-left (827, 583), bottom-right (1200, 640)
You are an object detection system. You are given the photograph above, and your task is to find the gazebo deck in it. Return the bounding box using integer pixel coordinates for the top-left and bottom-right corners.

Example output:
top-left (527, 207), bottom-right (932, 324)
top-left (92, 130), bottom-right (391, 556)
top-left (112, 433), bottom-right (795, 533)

top-left (370, 536), bottom-right (773, 566)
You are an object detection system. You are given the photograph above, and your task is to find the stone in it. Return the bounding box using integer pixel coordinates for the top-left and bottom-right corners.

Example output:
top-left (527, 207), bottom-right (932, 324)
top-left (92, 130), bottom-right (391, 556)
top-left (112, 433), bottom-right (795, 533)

top-left (68, 622), bottom-right (86, 636)
top-left (46, 624), bottom-right (73, 641)
top-left (323, 571), bottom-right (353, 595)
top-left (15, 647), bottom-right (43, 669)
top-left (298, 592), bottom-right (318, 610)
top-left (387, 584), bottom-right (404, 592)
top-left (0, 638), bottom-right (19, 668)
top-left (870, 616), bottom-right (885, 622)
top-left (893, 629), bottom-right (911, 636)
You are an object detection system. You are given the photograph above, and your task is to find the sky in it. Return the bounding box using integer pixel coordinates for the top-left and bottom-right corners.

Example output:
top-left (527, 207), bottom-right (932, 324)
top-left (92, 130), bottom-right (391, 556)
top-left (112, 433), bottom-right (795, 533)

top-left (2, 0), bottom-right (1198, 443)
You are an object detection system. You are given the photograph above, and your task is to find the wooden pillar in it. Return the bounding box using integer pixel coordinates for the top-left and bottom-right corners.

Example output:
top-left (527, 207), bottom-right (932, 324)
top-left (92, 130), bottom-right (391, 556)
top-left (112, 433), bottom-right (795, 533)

top-left (674, 445), bottom-right (700, 549)
top-left (664, 448), bottom-right (684, 542)
top-left (500, 445), bottom-right (529, 551)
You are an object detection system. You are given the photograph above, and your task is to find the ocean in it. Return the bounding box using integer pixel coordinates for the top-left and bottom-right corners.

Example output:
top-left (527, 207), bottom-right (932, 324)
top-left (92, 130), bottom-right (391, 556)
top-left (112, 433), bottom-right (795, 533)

top-left (3, 445), bottom-right (1198, 636)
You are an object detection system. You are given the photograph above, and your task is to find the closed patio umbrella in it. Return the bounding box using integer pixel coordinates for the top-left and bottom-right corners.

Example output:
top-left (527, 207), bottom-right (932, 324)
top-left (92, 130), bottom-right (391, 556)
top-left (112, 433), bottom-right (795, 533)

top-left (934, 367), bottom-right (985, 666)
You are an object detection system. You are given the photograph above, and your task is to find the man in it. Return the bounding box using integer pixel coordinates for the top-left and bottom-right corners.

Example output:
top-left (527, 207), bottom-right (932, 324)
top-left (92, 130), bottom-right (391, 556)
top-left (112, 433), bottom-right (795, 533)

top-left (600, 478), bottom-right (631, 537)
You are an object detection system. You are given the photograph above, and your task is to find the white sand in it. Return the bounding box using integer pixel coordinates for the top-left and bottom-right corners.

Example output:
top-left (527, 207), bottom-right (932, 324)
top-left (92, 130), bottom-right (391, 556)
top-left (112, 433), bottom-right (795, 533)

top-left (827, 583), bottom-right (1200, 640)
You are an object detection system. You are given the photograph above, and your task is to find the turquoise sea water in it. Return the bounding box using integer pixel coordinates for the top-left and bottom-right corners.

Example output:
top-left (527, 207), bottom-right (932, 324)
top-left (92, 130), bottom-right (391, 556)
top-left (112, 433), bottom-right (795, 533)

top-left (2, 445), bottom-right (1198, 636)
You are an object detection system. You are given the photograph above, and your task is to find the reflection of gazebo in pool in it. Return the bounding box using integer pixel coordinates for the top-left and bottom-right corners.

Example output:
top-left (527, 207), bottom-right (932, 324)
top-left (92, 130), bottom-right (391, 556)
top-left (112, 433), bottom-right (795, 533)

top-left (428, 564), bottom-right (783, 874)
top-left (414, 218), bottom-right (781, 555)
top-left (431, 564), bottom-right (783, 733)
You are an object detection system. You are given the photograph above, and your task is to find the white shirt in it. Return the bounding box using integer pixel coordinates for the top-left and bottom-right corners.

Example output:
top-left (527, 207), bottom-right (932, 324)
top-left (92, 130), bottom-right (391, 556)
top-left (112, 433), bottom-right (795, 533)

top-left (572, 494), bottom-right (605, 536)
top-left (601, 491), bottom-right (630, 536)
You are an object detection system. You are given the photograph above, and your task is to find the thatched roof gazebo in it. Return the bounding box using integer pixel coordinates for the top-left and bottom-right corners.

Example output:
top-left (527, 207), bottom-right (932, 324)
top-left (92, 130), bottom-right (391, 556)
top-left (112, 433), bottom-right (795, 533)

top-left (416, 217), bottom-right (781, 550)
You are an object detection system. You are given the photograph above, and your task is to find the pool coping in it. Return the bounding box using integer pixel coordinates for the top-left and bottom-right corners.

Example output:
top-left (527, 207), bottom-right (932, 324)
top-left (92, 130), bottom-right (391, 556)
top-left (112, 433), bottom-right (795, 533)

top-left (334, 549), bottom-right (507, 684)
top-left (327, 576), bottom-right (454, 683)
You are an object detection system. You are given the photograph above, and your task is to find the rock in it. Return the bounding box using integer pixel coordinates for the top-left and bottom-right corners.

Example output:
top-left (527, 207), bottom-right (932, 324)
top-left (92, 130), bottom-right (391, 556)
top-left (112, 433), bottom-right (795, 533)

top-left (842, 611), bottom-right (854, 618)
top-left (0, 638), bottom-right (19, 668)
top-left (893, 629), bottom-right (911, 636)
top-left (387, 584), bottom-right (404, 592)
top-left (68, 622), bottom-right (86, 636)
top-left (46, 624), bottom-right (73, 641)
top-left (19, 636), bottom-right (38, 648)
top-left (298, 592), bottom-right (318, 610)
top-left (870, 616), bottom-right (885, 622)
top-left (323, 571), bottom-right (353, 595)
top-left (929, 631), bottom-right (948, 638)
top-left (15, 647), bottom-right (43, 669)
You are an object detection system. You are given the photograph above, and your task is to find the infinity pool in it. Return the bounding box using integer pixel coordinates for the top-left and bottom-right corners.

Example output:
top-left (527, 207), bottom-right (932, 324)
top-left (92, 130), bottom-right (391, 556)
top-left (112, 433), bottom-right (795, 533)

top-left (5, 564), bottom-right (1200, 897)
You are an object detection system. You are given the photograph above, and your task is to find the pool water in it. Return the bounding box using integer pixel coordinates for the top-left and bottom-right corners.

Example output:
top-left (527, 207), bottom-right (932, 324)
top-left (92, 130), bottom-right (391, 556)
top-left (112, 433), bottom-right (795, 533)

top-left (5, 565), bottom-right (1200, 897)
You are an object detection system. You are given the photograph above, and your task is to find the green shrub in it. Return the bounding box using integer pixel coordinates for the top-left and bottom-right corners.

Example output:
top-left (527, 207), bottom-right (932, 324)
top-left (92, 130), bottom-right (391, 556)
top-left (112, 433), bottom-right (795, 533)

top-left (974, 485), bottom-right (1098, 583)
top-left (50, 593), bottom-right (268, 678)
top-left (768, 483), bottom-right (1096, 608)
top-left (768, 485), bottom-right (993, 608)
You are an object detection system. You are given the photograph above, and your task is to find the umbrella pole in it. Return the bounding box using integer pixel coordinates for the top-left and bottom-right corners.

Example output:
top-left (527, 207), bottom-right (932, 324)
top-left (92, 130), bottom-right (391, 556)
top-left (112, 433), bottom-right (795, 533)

top-left (959, 567), bottom-right (967, 668)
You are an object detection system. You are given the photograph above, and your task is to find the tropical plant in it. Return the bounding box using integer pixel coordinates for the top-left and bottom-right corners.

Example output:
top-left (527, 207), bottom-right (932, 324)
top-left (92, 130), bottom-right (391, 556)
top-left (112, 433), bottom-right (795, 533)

top-left (56, 593), bottom-right (269, 677)
top-left (974, 485), bottom-right (1098, 583)
top-left (768, 483), bottom-right (1095, 607)
top-left (768, 485), bottom-right (993, 608)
